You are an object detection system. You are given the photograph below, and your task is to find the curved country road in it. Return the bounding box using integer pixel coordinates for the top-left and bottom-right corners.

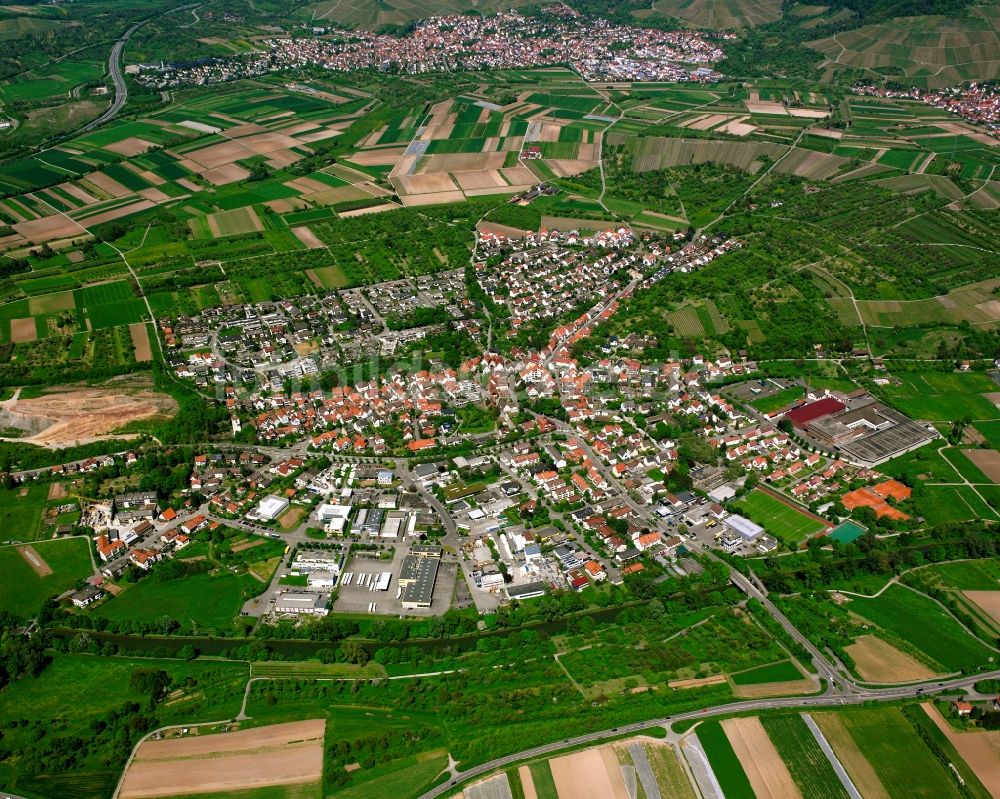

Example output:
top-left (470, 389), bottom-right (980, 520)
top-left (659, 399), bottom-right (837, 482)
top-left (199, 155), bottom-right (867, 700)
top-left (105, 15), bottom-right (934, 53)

top-left (416, 668), bottom-right (1000, 798)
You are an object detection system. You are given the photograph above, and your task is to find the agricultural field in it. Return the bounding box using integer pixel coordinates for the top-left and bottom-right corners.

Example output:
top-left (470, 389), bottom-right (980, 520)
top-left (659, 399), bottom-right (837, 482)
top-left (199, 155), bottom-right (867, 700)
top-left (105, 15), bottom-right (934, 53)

top-left (119, 719), bottom-right (325, 799)
top-left (0, 537), bottom-right (93, 615)
top-left (876, 371), bottom-right (1000, 422)
top-left (845, 583), bottom-right (996, 673)
top-left (733, 489), bottom-right (828, 545)
top-left (819, 707), bottom-right (965, 799)
top-left (693, 720), bottom-right (755, 799)
top-left (808, 14), bottom-right (1000, 88)
top-left (904, 558), bottom-right (1000, 638)
top-left (301, 0), bottom-right (539, 30)
top-left (642, 0), bottom-right (782, 29)
top-left (693, 706), bottom-right (984, 799)
top-left (0, 653), bottom-right (249, 799)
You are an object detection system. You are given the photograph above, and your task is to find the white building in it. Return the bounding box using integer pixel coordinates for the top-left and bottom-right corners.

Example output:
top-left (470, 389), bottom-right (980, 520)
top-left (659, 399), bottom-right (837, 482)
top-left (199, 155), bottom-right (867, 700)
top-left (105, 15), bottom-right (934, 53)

top-left (725, 514), bottom-right (764, 541)
top-left (274, 592), bottom-right (328, 616)
top-left (307, 571), bottom-right (337, 588)
top-left (257, 495), bottom-right (289, 521)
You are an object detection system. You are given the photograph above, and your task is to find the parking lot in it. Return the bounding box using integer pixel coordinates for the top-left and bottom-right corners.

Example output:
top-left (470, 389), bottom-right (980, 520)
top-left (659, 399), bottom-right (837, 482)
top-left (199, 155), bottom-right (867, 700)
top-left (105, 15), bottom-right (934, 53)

top-left (332, 544), bottom-right (457, 617)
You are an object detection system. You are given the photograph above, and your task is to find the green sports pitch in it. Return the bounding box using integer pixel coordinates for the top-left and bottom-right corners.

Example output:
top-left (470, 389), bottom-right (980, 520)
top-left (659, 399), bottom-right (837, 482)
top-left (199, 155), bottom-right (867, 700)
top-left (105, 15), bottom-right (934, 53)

top-left (737, 489), bottom-right (827, 544)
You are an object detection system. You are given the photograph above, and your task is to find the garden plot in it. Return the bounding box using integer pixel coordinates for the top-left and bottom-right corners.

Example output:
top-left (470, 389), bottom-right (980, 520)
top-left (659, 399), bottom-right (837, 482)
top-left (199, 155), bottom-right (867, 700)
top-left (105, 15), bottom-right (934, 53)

top-left (118, 719), bottom-right (325, 799)
top-left (129, 322), bottom-right (152, 362)
top-left (9, 317), bottom-right (37, 343)
top-left (291, 226), bottom-right (325, 248)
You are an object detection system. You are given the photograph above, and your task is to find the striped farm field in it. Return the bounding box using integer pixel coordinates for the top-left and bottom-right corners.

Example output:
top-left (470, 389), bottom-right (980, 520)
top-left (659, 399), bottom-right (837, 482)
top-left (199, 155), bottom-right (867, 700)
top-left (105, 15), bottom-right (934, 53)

top-left (760, 715), bottom-right (848, 799)
top-left (831, 707), bottom-right (963, 799)
top-left (808, 15), bottom-right (1000, 88)
top-left (695, 721), bottom-right (755, 799)
top-left (647, 0), bottom-right (781, 27)
top-left (627, 136), bottom-right (786, 173)
top-left (206, 206), bottom-right (263, 237)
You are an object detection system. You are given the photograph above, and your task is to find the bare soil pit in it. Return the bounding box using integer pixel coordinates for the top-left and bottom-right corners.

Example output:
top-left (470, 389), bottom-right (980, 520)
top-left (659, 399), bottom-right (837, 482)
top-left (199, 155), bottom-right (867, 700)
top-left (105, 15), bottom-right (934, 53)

top-left (3, 382), bottom-right (177, 447)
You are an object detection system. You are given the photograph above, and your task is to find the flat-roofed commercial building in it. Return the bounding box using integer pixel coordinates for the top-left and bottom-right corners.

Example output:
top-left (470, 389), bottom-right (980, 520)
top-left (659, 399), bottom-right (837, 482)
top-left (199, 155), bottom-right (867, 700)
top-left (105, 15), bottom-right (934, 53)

top-left (398, 546), bottom-right (442, 609)
top-left (274, 592), bottom-right (329, 616)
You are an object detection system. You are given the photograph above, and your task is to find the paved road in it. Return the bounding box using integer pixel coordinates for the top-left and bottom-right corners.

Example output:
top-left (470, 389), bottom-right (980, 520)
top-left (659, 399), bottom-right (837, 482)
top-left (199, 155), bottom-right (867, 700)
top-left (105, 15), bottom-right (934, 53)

top-left (81, 22), bottom-right (143, 133)
top-left (416, 669), bottom-right (1000, 798)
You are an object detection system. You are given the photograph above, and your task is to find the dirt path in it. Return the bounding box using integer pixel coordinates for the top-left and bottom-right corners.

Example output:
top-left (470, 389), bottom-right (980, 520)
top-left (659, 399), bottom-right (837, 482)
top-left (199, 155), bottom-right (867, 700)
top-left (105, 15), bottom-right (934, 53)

top-left (18, 544), bottom-right (52, 576)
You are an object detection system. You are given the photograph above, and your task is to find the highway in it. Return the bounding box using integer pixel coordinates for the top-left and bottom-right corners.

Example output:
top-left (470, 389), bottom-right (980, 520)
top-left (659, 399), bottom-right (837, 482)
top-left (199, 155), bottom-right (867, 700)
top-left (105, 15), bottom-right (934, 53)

top-left (80, 22), bottom-right (143, 133)
top-left (416, 668), bottom-right (1000, 799)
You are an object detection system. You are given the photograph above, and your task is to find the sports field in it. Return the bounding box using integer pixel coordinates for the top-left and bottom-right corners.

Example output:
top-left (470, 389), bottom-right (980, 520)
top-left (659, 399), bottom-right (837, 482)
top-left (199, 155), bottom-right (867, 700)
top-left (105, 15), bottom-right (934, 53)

top-left (736, 489), bottom-right (827, 544)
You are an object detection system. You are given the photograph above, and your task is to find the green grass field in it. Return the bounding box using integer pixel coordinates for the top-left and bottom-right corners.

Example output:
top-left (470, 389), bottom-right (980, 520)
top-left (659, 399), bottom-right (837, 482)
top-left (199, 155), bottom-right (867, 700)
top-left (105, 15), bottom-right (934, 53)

top-left (736, 489), bottom-right (826, 544)
top-left (848, 583), bottom-right (995, 672)
top-left (0, 537), bottom-right (92, 615)
top-left (0, 482), bottom-right (51, 541)
top-left (749, 386), bottom-right (804, 414)
top-left (695, 721), bottom-right (755, 799)
top-left (729, 660), bottom-right (804, 685)
top-left (879, 372), bottom-right (1000, 422)
top-left (912, 558), bottom-right (1000, 591)
top-left (915, 485), bottom-right (998, 525)
top-left (837, 707), bottom-right (963, 799)
top-left (93, 570), bottom-right (257, 632)
top-left (528, 761), bottom-right (559, 799)
top-left (329, 753), bottom-right (446, 799)
top-left (761, 715), bottom-right (849, 799)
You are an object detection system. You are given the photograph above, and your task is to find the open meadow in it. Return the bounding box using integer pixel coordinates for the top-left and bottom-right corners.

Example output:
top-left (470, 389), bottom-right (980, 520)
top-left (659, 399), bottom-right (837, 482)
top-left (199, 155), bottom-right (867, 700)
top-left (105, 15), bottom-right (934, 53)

top-left (846, 583), bottom-right (997, 674)
top-left (0, 536), bottom-right (92, 615)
